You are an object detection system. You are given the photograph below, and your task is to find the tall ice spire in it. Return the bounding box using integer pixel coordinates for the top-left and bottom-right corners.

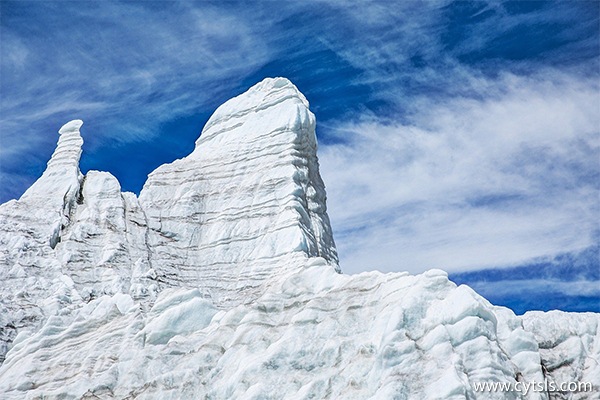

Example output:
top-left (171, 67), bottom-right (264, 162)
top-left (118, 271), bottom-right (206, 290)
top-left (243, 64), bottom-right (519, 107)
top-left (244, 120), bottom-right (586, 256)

top-left (20, 119), bottom-right (84, 208)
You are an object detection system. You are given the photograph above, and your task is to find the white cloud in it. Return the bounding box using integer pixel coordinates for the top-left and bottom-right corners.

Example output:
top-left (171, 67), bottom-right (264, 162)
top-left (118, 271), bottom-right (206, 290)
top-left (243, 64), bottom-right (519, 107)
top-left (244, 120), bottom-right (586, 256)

top-left (1, 3), bottom-right (271, 123)
top-left (320, 70), bottom-right (599, 274)
top-left (2, 1), bottom-right (598, 281)
top-left (0, 1), bottom-right (275, 200)
top-left (467, 279), bottom-right (600, 299)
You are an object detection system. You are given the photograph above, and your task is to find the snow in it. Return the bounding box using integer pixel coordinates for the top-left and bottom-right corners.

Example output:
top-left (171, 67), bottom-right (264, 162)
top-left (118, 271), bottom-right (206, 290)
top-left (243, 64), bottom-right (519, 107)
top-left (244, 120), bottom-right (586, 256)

top-left (0, 78), bottom-right (598, 399)
top-left (138, 77), bottom-right (337, 307)
top-left (20, 119), bottom-right (83, 207)
top-left (4, 262), bottom-right (586, 399)
top-left (141, 289), bottom-right (216, 345)
top-left (521, 311), bottom-right (600, 399)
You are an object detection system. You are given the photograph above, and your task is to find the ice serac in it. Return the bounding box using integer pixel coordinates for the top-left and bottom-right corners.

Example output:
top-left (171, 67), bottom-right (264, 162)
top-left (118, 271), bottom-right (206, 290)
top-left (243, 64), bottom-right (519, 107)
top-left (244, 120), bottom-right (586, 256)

top-left (56, 171), bottom-right (156, 302)
top-left (521, 311), bottom-right (600, 397)
top-left (1, 78), bottom-right (599, 399)
top-left (4, 265), bottom-right (599, 399)
top-left (21, 119), bottom-right (84, 249)
top-left (0, 121), bottom-right (154, 364)
top-left (21, 119), bottom-right (83, 206)
top-left (139, 77), bottom-right (338, 306)
top-left (0, 120), bottom-right (84, 363)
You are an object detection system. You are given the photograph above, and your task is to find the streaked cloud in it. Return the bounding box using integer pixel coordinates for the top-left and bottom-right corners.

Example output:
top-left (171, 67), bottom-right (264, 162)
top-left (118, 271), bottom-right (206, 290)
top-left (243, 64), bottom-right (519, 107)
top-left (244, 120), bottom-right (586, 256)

top-left (320, 70), bottom-right (599, 273)
top-left (0, 0), bottom-right (598, 293)
top-left (1, 1), bottom-right (274, 198)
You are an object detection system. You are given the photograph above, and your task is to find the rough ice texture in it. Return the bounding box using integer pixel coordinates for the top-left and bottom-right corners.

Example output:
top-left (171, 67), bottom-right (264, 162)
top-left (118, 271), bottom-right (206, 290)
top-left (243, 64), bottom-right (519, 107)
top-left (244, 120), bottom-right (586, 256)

top-left (521, 311), bottom-right (600, 399)
top-left (139, 77), bottom-right (338, 306)
top-left (0, 78), bottom-right (598, 399)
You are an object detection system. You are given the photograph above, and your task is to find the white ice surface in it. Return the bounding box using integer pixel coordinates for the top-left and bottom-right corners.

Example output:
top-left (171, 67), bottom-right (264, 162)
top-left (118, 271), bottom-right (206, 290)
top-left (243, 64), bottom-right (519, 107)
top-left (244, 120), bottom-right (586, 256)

top-left (0, 78), bottom-right (597, 399)
top-left (0, 263), bottom-right (564, 399)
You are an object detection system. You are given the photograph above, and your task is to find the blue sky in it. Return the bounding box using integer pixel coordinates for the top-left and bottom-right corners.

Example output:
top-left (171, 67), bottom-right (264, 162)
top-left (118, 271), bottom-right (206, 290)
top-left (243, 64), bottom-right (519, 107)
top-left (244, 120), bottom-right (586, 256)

top-left (1, 1), bottom-right (598, 313)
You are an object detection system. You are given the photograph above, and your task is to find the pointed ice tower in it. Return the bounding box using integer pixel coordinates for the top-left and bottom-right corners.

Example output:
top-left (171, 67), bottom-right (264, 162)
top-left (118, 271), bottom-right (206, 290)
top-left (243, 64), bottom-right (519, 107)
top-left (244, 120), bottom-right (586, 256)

top-left (139, 77), bottom-right (339, 305)
top-left (21, 120), bottom-right (84, 207)
top-left (20, 120), bottom-right (84, 248)
top-left (0, 120), bottom-right (84, 362)
top-left (0, 78), bottom-right (340, 363)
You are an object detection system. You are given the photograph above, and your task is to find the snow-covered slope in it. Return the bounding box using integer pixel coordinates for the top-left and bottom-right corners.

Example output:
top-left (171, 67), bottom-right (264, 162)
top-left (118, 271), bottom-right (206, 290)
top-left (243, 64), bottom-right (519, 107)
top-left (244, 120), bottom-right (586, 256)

top-left (0, 78), bottom-right (597, 399)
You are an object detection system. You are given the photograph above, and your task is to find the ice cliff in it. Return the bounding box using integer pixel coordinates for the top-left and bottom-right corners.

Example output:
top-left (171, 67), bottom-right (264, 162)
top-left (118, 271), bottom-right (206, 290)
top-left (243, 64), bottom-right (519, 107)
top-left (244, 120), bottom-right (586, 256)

top-left (0, 78), bottom-right (598, 399)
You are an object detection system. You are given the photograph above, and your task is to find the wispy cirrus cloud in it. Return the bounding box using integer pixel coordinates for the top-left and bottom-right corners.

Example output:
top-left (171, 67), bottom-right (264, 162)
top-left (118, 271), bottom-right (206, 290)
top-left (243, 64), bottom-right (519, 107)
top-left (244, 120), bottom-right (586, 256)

top-left (320, 70), bottom-right (599, 273)
top-left (1, 1), bottom-right (271, 133)
top-left (0, 1), bottom-right (598, 289)
top-left (0, 1), bottom-right (274, 199)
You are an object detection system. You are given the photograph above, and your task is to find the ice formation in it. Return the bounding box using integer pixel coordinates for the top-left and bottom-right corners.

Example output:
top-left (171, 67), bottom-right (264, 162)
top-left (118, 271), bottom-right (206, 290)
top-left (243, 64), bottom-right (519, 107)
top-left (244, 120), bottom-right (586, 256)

top-left (0, 78), bottom-right (598, 399)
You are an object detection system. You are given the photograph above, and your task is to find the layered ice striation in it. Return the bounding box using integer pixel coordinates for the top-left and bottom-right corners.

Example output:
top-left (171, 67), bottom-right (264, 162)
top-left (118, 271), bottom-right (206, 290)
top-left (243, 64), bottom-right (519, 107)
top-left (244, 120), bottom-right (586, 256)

top-left (2, 264), bottom-right (598, 399)
top-left (139, 77), bottom-right (338, 305)
top-left (0, 78), bottom-right (337, 362)
top-left (0, 78), bottom-right (598, 399)
top-left (0, 120), bottom-right (85, 363)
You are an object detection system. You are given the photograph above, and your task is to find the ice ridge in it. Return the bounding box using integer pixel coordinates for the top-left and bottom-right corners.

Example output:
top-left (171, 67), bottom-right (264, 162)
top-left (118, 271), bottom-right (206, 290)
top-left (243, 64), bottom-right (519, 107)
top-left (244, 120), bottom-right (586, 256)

top-left (0, 78), bottom-right (598, 399)
top-left (139, 77), bottom-right (339, 306)
top-left (0, 77), bottom-right (338, 362)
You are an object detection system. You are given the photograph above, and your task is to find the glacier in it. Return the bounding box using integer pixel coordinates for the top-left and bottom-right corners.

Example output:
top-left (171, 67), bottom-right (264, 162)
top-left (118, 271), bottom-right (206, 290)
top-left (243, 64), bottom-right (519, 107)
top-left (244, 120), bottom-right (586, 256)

top-left (0, 77), bottom-right (598, 399)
